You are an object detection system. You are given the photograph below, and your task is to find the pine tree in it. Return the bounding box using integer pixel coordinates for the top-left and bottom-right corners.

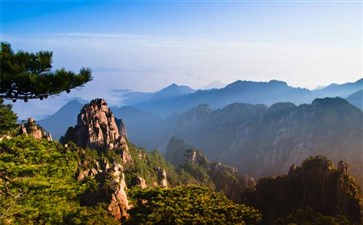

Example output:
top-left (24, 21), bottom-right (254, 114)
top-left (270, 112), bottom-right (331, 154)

top-left (0, 42), bottom-right (92, 102)
top-left (0, 98), bottom-right (17, 136)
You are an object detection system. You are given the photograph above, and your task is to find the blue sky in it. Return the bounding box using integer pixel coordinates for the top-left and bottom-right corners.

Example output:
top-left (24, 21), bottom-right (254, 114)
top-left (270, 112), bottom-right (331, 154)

top-left (1, 0), bottom-right (362, 119)
top-left (3, 1), bottom-right (361, 46)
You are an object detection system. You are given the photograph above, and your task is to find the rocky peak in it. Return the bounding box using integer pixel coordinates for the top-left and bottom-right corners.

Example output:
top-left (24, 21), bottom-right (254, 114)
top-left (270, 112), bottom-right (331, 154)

top-left (19, 118), bottom-right (52, 141)
top-left (155, 167), bottom-right (168, 188)
top-left (184, 149), bottom-right (207, 164)
top-left (61, 99), bottom-right (131, 163)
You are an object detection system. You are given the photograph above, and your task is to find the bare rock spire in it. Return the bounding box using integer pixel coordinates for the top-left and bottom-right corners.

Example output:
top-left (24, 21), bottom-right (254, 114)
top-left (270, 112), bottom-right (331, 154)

top-left (61, 98), bottom-right (131, 162)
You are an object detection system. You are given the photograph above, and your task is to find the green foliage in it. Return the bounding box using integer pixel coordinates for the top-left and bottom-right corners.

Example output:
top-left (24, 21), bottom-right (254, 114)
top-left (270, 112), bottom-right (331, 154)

top-left (273, 208), bottom-right (353, 225)
top-left (242, 155), bottom-right (362, 224)
top-left (63, 206), bottom-right (119, 225)
top-left (0, 98), bottom-right (17, 136)
top-left (0, 42), bottom-right (92, 102)
top-left (125, 143), bottom-right (180, 187)
top-left (178, 151), bottom-right (252, 201)
top-left (0, 136), bottom-right (115, 224)
top-left (125, 186), bottom-right (262, 225)
top-left (174, 168), bottom-right (199, 185)
top-left (182, 162), bottom-right (214, 188)
top-left (301, 155), bottom-right (334, 171)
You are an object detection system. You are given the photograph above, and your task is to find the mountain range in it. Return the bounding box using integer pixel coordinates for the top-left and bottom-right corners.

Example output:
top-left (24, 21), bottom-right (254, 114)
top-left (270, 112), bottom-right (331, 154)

top-left (125, 78), bottom-right (363, 117)
top-left (164, 97), bottom-right (363, 186)
top-left (119, 83), bottom-right (195, 106)
top-left (39, 78), bottom-right (362, 141)
top-left (37, 78), bottom-right (363, 190)
top-left (4, 98), bottom-right (361, 224)
top-left (347, 90), bottom-right (363, 110)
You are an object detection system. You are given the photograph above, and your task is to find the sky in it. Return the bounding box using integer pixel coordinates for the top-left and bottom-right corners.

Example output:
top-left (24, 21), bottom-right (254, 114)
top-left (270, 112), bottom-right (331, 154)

top-left (1, 0), bottom-right (362, 119)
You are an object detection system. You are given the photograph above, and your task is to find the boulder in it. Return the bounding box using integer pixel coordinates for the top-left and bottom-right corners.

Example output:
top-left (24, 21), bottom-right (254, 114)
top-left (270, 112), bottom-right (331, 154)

top-left (19, 117), bottom-right (52, 140)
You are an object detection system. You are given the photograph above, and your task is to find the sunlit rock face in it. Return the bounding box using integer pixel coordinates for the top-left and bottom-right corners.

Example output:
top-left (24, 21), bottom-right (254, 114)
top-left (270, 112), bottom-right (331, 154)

top-left (77, 159), bottom-right (130, 220)
top-left (19, 117), bottom-right (52, 140)
top-left (155, 167), bottom-right (168, 188)
top-left (107, 163), bottom-right (130, 220)
top-left (61, 98), bottom-right (133, 220)
top-left (61, 98), bottom-right (131, 163)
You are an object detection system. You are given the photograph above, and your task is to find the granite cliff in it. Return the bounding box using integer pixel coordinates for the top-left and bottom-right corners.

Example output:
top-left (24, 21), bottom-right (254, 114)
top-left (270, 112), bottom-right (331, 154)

top-left (19, 117), bottom-right (52, 141)
top-left (61, 98), bottom-right (131, 162)
top-left (242, 156), bottom-right (362, 224)
top-left (59, 99), bottom-right (174, 221)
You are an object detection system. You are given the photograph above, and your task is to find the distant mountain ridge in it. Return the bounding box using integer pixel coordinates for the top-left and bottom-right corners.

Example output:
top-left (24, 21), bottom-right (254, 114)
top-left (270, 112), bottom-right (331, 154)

top-left (38, 78), bottom-right (362, 142)
top-left (129, 78), bottom-right (363, 117)
top-left (346, 89), bottom-right (363, 110)
top-left (313, 78), bottom-right (363, 98)
top-left (165, 136), bottom-right (256, 202)
top-left (170, 97), bottom-right (363, 188)
top-left (38, 100), bottom-right (84, 139)
top-left (120, 83), bottom-right (195, 106)
top-left (150, 83), bottom-right (195, 100)
top-left (203, 80), bottom-right (225, 89)
top-left (132, 80), bottom-right (312, 117)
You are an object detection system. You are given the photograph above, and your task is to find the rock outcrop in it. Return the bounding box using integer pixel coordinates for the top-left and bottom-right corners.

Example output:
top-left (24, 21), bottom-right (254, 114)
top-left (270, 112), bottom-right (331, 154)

top-left (184, 149), bottom-right (208, 164)
top-left (131, 176), bottom-right (147, 189)
top-left (166, 137), bottom-right (255, 201)
top-left (242, 155), bottom-right (362, 224)
top-left (155, 167), bottom-right (168, 188)
top-left (61, 99), bottom-right (131, 163)
top-left (19, 118), bottom-right (52, 140)
top-left (77, 155), bottom-right (130, 220)
top-left (61, 99), bottom-right (133, 220)
top-left (107, 163), bottom-right (129, 220)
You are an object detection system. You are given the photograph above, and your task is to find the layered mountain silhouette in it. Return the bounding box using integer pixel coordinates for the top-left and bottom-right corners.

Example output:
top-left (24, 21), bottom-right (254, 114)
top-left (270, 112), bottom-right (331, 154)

top-left (165, 136), bottom-right (256, 202)
top-left (127, 78), bottom-right (363, 117)
top-left (132, 80), bottom-right (311, 117)
top-left (111, 106), bottom-right (165, 149)
top-left (202, 80), bottom-right (226, 89)
top-left (38, 79), bottom-right (363, 186)
top-left (120, 83), bottom-right (195, 106)
top-left (313, 78), bottom-right (363, 98)
top-left (2, 98), bottom-right (362, 224)
top-left (346, 89), bottom-right (363, 110)
top-left (39, 79), bottom-right (362, 148)
top-left (168, 97), bottom-right (363, 189)
top-left (38, 100), bottom-right (84, 139)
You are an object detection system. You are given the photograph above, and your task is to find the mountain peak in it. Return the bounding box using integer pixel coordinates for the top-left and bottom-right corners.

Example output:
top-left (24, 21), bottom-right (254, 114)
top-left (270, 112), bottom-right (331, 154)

top-left (203, 80), bottom-right (225, 89)
top-left (225, 79), bottom-right (288, 89)
top-left (311, 97), bottom-right (350, 107)
top-left (151, 83), bottom-right (195, 101)
top-left (268, 79), bottom-right (288, 86)
top-left (61, 99), bottom-right (131, 162)
top-left (355, 78), bottom-right (363, 84)
top-left (169, 83), bottom-right (178, 87)
top-left (161, 83), bottom-right (193, 91)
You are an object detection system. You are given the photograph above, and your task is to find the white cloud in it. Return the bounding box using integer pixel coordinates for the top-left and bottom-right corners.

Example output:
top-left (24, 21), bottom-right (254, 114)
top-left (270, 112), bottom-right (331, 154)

top-left (3, 32), bottom-right (361, 119)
